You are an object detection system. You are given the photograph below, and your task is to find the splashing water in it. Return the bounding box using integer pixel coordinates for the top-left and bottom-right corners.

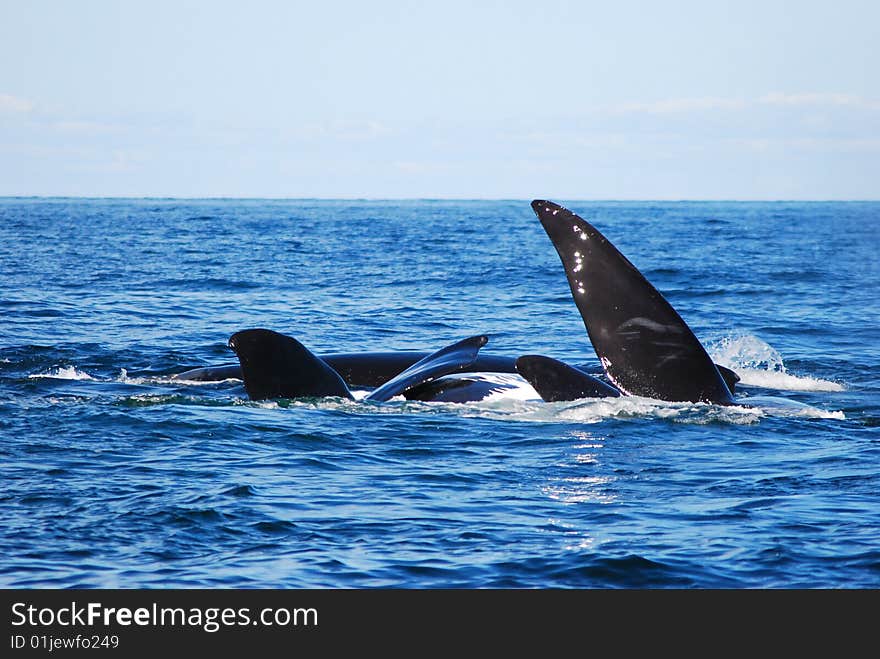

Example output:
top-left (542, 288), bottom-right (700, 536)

top-left (708, 334), bottom-right (844, 392)
top-left (28, 366), bottom-right (95, 381)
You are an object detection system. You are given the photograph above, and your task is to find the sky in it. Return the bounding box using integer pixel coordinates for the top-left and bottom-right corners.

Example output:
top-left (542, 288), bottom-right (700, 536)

top-left (1, 0), bottom-right (878, 199)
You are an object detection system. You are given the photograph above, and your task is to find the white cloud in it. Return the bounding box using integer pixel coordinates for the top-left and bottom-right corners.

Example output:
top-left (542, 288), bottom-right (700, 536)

top-left (613, 97), bottom-right (747, 114)
top-left (0, 94), bottom-right (34, 113)
top-left (284, 119), bottom-right (392, 142)
top-left (727, 136), bottom-right (880, 153)
top-left (393, 160), bottom-right (453, 174)
top-left (788, 137), bottom-right (880, 152)
top-left (52, 120), bottom-right (123, 135)
top-left (758, 92), bottom-right (872, 108)
top-left (510, 130), bottom-right (621, 149)
top-left (608, 92), bottom-right (880, 116)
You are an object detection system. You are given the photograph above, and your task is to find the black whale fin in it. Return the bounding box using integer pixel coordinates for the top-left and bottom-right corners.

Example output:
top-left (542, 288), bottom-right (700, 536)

top-left (530, 200), bottom-right (734, 405)
top-left (228, 329), bottom-right (353, 401)
top-left (715, 364), bottom-right (740, 395)
top-left (365, 335), bottom-right (488, 402)
top-left (172, 364), bottom-right (243, 381)
top-left (516, 355), bottom-right (621, 402)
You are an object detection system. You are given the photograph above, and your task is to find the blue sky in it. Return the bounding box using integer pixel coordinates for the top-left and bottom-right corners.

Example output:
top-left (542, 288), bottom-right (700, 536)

top-left (1, 0), bottom-right (878, 198)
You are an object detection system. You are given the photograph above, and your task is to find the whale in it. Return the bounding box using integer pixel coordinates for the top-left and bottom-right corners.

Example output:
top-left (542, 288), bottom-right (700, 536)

top-left (171, 200), bottom-right (739, 405)
top-left (227, 330), bottom-right (503, 402)
top-left (174, 343), bottom-right (636, 403)
top-left (172, 352), bottom-right (520, 386)
top-left (223, 329), bottom-right (617, 403)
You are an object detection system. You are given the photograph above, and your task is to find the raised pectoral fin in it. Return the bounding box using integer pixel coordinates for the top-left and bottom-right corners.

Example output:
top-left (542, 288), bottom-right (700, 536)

top-left (530, 199), bottom-right (734, 405)
top-left (365, 335), bottom-right (489, 402)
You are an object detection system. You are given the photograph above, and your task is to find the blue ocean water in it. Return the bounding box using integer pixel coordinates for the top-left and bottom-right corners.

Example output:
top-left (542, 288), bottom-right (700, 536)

top-left (0, 198), bottom-right (878, 588)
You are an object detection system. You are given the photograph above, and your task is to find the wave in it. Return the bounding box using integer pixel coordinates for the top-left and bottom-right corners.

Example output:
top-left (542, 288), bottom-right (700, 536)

top-left (737, 395), bottom-right (845, 420)
top-left (24, 356), bottom-right (844, 422)
top-left (708, 334), bottom-right (844, 392)
top-left (730, 369), bottom-right (845, 392)
top-left (526, 397), bottom-right (761, 425)
top-left (452, 394), bottom-right (842, 424)
top-left (28, 366), bottom-right (95, 381)
top-left (118, 369), bottom-right (241, 386)
top-left (31, 375), bottom-right (844, 422)
top-left (364, 394), bottom-right (843, 424)
top-left (27, 366), bottom-right (242, 387)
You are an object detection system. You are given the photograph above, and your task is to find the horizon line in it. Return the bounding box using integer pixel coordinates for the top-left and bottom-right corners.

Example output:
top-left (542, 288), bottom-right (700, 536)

top-left (1, 195), bottom-right (879, 203)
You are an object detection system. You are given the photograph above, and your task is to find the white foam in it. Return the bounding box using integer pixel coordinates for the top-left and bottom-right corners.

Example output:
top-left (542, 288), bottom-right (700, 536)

top-left (732, 368), bottom-right (845, 392)
top-left (141, 375), bottom-right (243, 386)
top-left (117, 368), bottom-right (137, 383)
top-left (448, 391), bottom-right (843, 424)
top-left (525, 396), bottom-right (762, 425)
top-left (29, 366), bottom-right (95, 381)
top-left (737, 395), bottom-right (846, 420)
top-left (708, 333), bottom-right (844, 392)
top-left (29, 367), bottom-right (244, 387)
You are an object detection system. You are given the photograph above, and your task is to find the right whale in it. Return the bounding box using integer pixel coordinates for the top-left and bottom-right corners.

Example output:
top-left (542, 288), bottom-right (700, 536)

top-left (171, 199), bottom-right (738, 406)
top-left (519, 200), bottom-right (737, 405)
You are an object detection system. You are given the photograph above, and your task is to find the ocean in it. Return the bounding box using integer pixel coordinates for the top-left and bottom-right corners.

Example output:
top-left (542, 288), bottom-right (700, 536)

top-left (1, 198), bottom-right (877, 588)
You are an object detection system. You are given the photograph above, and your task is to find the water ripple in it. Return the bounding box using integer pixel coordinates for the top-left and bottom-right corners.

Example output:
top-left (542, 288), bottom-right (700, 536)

top-left (0, 199), bottom-right (877, 588)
